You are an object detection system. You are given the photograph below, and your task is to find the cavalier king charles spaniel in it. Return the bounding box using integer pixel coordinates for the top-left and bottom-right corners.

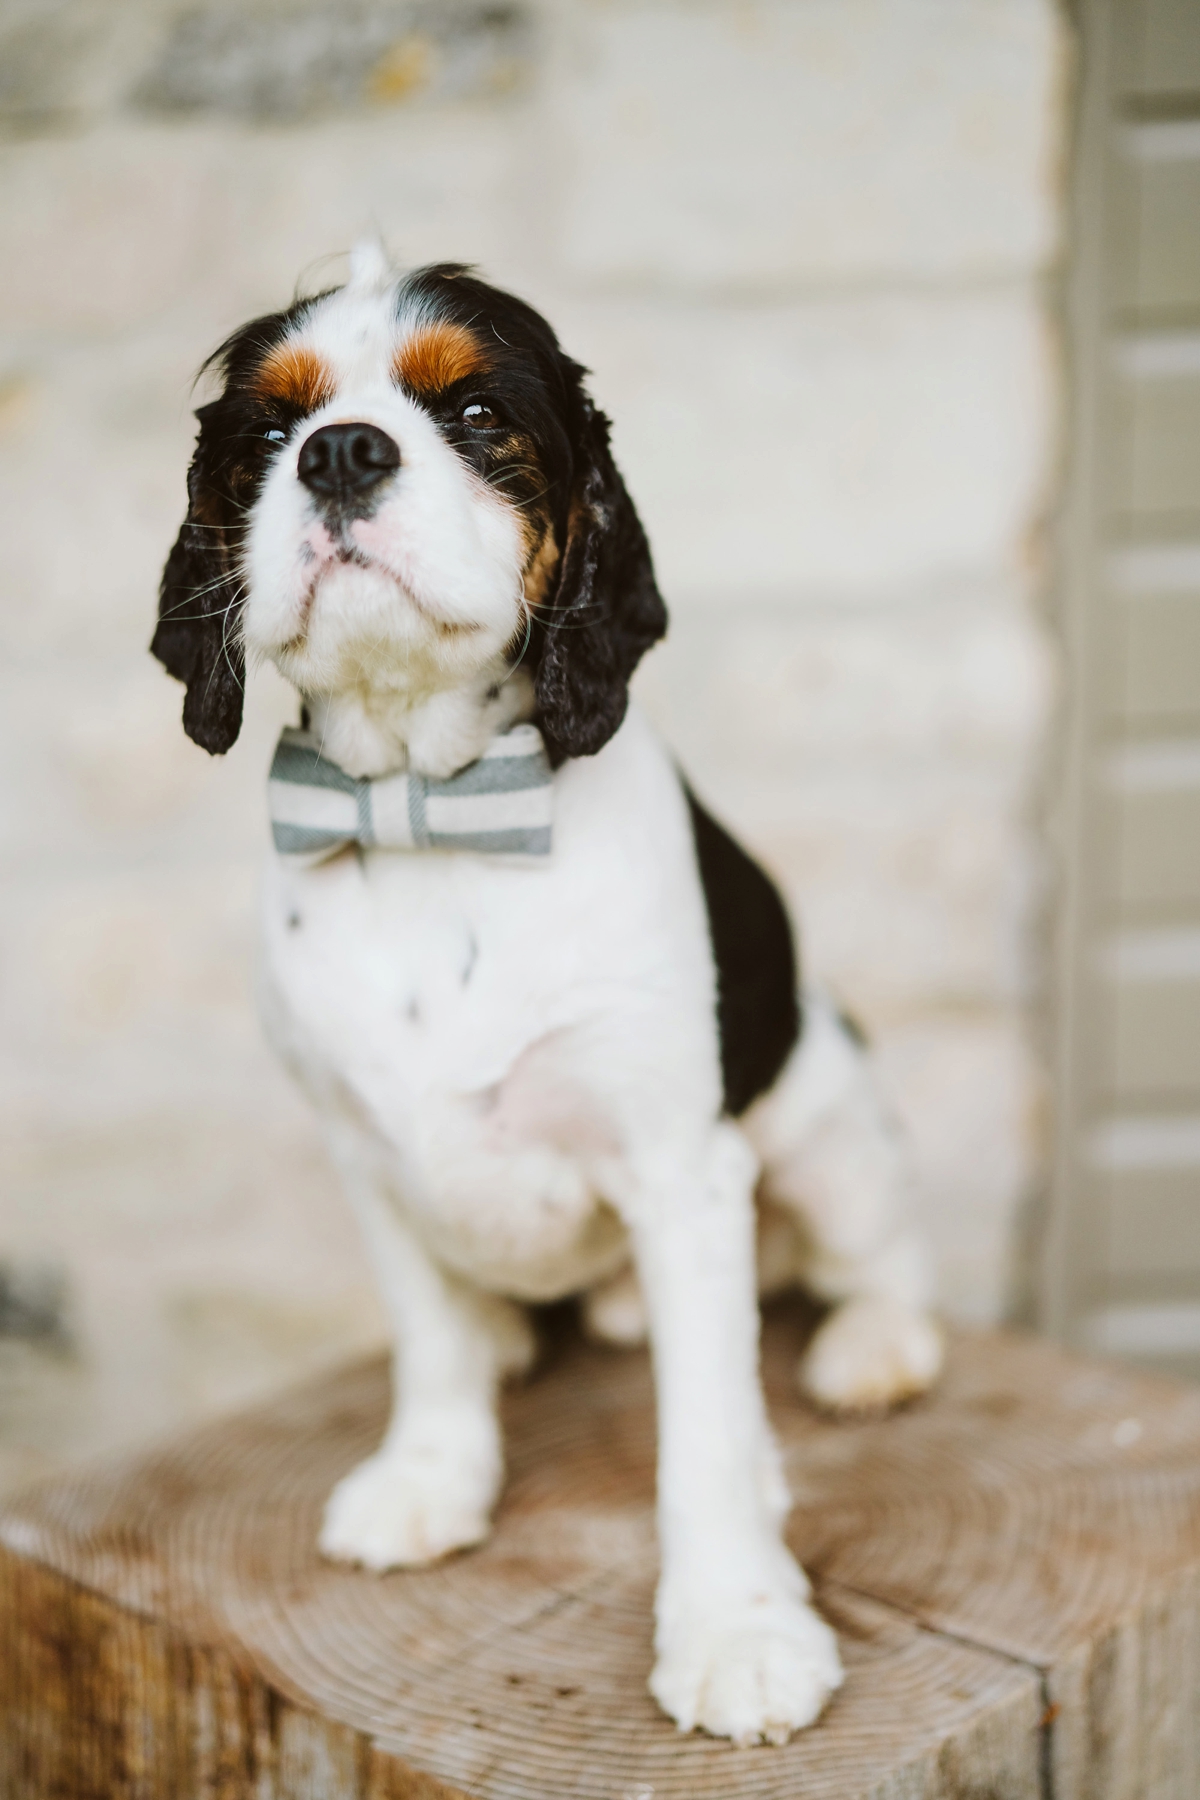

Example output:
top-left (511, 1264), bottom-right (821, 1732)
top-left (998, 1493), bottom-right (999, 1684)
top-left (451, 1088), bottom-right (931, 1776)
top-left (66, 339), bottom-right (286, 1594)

top-left (153, 243), bottom-right (942, 1746)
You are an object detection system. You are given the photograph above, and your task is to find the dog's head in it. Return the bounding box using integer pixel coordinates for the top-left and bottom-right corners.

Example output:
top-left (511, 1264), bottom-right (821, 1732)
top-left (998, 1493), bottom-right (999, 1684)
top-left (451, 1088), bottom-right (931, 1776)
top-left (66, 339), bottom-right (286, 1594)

top-left (152, 247), bottom-right (666, 770)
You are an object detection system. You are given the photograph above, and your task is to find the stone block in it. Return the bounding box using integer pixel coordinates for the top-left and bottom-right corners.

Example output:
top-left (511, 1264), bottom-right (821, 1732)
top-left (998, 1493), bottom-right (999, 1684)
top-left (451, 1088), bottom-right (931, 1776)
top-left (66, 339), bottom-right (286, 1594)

top-left (0, 653), bottom-right (297, 877)
top-left (873, 1011), bottom-right (1043, 1324)
top-left (551, 285), bottom-right (1054, 597)
top-left (0, 852), bottom-right (384, 1477)
top-left (0, 1091), bottom-right (385, 1480)
top-left (0, 862), bottom-right (258, 1168)
top-left (0, 0), bottom-right (535, 137)
top-left (0, 0), bottom-right (120, 136)
top-left (634, 585), bottom-right (1053, 769)
top-left (132, 0), bottom-right (535, 122)
top-left (184, 109), bottom-right (529, 325)
top-left (556, 0), bottom-right (1067, 288)
top-left (0, 106), bottom-right (525, 337)
top-left (0, 336), bottom-right (204, 668)
top-left (0, 128), bottom-right (223, 333)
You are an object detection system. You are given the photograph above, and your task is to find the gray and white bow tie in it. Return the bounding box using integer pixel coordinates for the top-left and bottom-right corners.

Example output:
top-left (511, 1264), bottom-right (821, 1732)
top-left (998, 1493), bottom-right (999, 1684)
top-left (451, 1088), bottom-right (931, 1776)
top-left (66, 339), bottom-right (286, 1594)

top-left (268, 721), bottom-right (553, 865)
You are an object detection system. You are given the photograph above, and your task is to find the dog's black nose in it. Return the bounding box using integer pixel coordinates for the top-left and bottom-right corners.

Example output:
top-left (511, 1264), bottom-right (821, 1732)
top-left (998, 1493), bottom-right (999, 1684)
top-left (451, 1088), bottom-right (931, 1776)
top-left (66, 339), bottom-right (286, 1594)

top-left (296, 422), bottom-right (400, 506)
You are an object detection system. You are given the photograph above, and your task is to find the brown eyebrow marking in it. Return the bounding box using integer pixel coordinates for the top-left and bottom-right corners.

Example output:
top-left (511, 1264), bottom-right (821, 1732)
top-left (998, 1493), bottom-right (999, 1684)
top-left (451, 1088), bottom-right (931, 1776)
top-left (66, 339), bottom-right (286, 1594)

top-left (394, 322), bottom-right (492, 398)
top-left (252, 342), bottom-right (336, 413)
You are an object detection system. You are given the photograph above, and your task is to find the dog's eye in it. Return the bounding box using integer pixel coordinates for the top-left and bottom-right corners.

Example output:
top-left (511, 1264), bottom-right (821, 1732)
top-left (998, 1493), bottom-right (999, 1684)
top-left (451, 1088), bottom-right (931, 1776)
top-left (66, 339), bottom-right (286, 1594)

top-left (461, 402), bottom-right (500, 430)
top-left (264, 428), bottom-right (287, 443)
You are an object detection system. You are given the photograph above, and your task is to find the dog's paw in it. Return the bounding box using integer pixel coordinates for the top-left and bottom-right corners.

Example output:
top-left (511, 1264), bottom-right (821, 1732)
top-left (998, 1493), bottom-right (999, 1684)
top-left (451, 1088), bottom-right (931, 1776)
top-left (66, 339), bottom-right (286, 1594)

top-left (651, 1597), bottom-right (843, 1745)
top-left (319, 1433), bottom-right (499, 1570)
top-left (799, 1295), bottom-right (943, 1414)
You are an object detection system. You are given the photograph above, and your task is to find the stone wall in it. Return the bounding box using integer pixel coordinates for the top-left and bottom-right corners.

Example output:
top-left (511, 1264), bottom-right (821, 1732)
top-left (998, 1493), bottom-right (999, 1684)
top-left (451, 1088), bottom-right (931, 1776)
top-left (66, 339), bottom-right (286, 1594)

top-left (0, 0), bottom-right (1069, 1484)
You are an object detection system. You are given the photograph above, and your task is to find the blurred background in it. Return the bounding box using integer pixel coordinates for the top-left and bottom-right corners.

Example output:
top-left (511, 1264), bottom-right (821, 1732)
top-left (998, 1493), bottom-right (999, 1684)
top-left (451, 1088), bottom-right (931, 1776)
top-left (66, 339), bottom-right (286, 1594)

top-left (0, 0), bottom-right (1196, 1491)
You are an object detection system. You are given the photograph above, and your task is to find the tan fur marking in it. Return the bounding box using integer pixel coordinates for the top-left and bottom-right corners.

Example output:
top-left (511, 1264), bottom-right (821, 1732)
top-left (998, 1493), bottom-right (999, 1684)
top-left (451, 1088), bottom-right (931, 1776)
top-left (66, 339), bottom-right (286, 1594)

top-left (254, 343), bottom-right (336, 413)
top-left (522, 524), bottom-right (560, 616)
top-left (395, 324), bottom-right (491, 398)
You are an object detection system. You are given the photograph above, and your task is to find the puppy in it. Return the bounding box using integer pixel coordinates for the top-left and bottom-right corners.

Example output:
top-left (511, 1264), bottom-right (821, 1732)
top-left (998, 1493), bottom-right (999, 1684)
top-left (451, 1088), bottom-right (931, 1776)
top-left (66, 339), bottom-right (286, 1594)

top-left (153, 243), bottom-right (943, 1746)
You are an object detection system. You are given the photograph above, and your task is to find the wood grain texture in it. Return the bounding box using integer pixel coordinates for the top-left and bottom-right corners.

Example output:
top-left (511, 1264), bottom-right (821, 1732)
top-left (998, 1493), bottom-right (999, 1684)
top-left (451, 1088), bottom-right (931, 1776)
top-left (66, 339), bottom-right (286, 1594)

top-left (2, 1305), bottom-right (1200, 1799)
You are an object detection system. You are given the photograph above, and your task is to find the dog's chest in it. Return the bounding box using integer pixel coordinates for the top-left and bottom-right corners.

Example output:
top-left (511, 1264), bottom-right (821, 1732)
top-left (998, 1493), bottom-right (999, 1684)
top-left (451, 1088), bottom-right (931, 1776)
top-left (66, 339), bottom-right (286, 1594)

top-left (259, 849), bottom-right (562, 1106)
top-left (256, 834), bottom-right (637, 1294)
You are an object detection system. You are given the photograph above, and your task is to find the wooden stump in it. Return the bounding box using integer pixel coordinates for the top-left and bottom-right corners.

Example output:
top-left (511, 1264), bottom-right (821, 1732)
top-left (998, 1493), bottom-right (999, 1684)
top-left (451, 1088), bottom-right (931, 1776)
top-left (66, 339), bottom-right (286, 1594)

top-left (3, 1304), bottom-right (1200, 1799)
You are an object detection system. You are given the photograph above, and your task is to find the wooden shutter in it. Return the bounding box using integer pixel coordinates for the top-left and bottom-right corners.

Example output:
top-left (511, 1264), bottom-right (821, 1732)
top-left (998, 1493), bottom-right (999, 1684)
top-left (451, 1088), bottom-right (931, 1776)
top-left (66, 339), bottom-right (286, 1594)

top-left (1046, 0), bottom-right (1200, 1372)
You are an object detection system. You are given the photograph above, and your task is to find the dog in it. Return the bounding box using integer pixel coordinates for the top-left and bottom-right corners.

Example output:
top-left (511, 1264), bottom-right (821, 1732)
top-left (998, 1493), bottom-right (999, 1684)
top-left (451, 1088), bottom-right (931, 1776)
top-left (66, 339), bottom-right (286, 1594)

top-left (152, 243), bottom-right (943, 1746)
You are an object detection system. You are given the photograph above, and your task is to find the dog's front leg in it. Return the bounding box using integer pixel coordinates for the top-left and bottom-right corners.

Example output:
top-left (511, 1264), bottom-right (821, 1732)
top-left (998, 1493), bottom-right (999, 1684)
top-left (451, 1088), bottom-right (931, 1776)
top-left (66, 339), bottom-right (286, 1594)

top-left (318, 1132), bottom-right (531, 1570)
top-left (627, 1120), bottom-right (843, 1745)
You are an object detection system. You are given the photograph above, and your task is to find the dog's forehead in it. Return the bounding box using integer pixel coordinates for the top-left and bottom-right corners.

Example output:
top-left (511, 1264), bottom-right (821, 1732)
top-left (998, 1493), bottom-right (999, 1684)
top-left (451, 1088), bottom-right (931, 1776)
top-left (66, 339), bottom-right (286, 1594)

top-left (255, 280), bottom-right (497, 410)
top-left (304, 281), bottom-right (400, 378)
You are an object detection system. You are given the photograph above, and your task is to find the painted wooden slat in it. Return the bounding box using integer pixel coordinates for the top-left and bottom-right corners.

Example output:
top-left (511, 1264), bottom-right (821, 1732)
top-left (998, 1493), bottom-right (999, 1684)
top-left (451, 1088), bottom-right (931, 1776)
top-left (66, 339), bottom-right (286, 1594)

top-left (1111, 785), bottom-right (1200, 910)
top-left (1109, 592), bottom-right (1200, 724)
top-left (1133, 0), bottom-right (1200, 97)
top-left (1105, 1166), bottom-right (1200, 1281)
top-left (1115, 376), bottom-right (1200, 522)
top-left (1117, 159), bottom-right (1200, 320)
top-left (1110, 975), bottom-right (1200, 1099)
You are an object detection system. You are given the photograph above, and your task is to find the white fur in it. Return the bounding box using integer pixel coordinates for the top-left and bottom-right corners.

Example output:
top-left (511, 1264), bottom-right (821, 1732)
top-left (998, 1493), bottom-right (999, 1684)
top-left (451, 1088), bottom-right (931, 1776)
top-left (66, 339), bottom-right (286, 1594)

top-left (241, 262), bottom-right (941, 1744)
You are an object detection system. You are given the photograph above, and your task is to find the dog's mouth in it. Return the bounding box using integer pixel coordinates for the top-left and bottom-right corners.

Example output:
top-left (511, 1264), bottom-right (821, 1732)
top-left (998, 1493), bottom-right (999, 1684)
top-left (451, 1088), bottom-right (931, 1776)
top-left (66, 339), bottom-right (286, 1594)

top-left (284, 536), bottom-right (483, 652)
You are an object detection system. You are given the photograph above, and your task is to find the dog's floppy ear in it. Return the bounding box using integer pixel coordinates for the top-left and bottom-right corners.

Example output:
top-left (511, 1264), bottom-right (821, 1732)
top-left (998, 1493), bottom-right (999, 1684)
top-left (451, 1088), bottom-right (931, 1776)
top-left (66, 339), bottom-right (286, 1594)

top-left (151, 401), bottom-right (245, 756)
top-left (534, 367), bottom-right (667, 765)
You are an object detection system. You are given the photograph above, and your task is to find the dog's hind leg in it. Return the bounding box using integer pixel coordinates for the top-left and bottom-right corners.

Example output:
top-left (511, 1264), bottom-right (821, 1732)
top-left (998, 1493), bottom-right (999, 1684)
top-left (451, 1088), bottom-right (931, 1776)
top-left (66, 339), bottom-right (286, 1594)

top-left (317, 1121), bottom-right (532, 1571)
top-left (742, 991), bottom-right (943, 1413)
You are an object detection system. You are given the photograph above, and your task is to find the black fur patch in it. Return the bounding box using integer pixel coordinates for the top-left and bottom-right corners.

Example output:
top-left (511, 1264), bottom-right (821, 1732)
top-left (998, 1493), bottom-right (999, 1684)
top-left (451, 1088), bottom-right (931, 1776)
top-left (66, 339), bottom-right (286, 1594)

top-left (153, 296), bottom-right (324, 753)
top-left (394, 265), bottom-right (668, 766)
top-left (686, 789), bottom-right (801, 1117)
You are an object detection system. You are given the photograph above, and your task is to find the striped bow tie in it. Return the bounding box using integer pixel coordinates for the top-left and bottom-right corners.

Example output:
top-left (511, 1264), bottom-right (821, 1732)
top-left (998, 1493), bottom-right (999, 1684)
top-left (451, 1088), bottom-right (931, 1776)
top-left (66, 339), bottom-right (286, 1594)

top-left (268, 722), bottom-right (553, 865)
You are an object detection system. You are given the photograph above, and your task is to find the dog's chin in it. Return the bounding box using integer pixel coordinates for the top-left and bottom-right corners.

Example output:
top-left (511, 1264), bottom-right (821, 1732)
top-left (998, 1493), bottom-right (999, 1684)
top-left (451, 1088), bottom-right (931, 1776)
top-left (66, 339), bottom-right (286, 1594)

top-left (262, 556), bottom-right (505, 697)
